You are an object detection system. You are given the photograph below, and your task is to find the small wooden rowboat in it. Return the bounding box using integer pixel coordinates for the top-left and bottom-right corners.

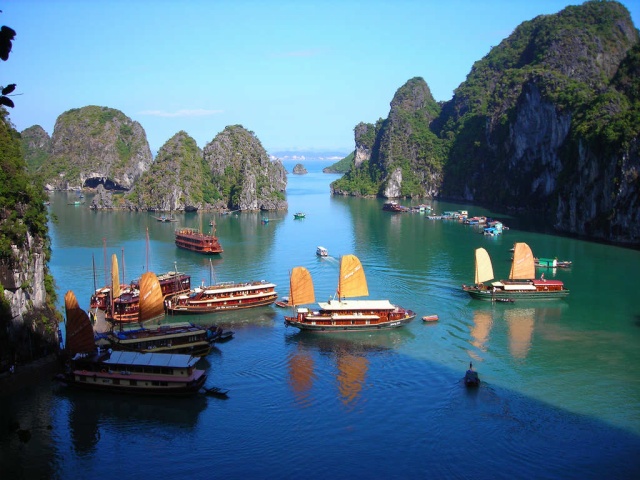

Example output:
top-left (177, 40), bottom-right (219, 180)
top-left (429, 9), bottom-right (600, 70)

top-left (422, 314), bottom-right (439, 322)
top-left (275, 297), bottom-right (290, 308)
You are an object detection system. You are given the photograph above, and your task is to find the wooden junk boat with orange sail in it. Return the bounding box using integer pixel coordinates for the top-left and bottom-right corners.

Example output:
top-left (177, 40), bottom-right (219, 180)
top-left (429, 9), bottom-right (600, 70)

top-left (96, 271), bottom-right (227, 357)
top-left (284, 254), bottom-right (416, 332)
top-left (174, 220), bottom-right (223, 255)
top-left (462, 242), bottom-right (570, 301)
top-left (58, 286), bottom-right (208, 396)
top-left (104, 254), bottom-right (191, 324)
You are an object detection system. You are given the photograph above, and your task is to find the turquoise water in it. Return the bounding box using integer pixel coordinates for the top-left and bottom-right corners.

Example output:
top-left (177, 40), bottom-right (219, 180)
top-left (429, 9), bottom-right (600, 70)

top-left (2, 163), bottom-right (640, 479)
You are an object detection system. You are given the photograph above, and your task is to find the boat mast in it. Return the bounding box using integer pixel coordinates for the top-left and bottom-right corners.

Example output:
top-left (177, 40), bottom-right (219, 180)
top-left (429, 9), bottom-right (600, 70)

top-left (121, 247), bottom-right (125, 287)
top-left (103, 237), bottom-right (107, 286)
top-left (92, 253), bottom-right (97, 294)
top-left (146, 227), bottom-right (150, 272)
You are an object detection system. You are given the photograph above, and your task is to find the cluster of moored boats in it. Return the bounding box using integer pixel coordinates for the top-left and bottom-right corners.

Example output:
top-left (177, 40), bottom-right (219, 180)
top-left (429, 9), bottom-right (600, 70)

top-left (60, 220), bottom-right (569, 396)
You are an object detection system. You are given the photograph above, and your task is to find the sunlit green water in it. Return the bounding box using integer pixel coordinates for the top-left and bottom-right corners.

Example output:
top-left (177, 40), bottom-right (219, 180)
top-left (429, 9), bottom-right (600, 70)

top-left (2, 163), bottom-right (639, 479)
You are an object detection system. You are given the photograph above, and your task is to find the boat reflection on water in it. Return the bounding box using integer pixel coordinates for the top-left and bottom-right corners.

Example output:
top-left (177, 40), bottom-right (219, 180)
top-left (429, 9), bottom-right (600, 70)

top-left (285, 329), bottom-right (414, 407)
top-left (336, 353), bottom-right (368, 406)
top-left (58, 387), bottom-right (208, 454)
top-left (173, 307), bottom-right (278, 331)
top-left (470, 310), bottom-right (493, 353)
top-left (469, 303), bottom-right (568, 360)
top-left (505, 308), bottom-right (536, 360)
top-left (287, 345), bottom-right (316, 406)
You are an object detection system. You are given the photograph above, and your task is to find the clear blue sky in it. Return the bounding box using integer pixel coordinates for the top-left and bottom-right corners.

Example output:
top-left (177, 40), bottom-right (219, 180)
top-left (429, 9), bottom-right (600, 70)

top-left (3, 0), bottom-right (639, 156)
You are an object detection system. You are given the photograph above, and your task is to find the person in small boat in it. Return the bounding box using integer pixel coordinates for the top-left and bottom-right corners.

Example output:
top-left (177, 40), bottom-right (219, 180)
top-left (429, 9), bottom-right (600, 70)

top-left (466, 362), bottom-right (474, 375)
top-left (465, 362), bottom-right (480, 386)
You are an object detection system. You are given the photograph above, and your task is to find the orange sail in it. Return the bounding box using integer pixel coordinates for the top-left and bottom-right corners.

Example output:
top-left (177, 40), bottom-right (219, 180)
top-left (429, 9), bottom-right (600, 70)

top-left (64, 290), bottom-right (96, 355)
top-left (138, 271), bottom-right (165, 322)
top-left (338, 254), bottom-right (369, 299)
top-left (111, 253), bottom-right (121, 299)
top-left (510, 242), bottom-right (535, 280)
top-left (289, 266), bottom-right (316, 306)
top-left (474, 248), bottom-right (494, 284)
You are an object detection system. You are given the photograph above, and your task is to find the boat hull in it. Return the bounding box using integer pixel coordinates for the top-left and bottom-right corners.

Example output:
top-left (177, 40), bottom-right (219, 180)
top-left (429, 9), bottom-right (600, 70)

top-left (463, 286), bottom-right (569, 301)
top-left (284, 311), bottom-right (416, 332)
top-left (174, 229), bottom-right (223, 254)
top-left (167, 294), bottom-right (278, 314)
top-left (62, 371), bottom-right (207, 396)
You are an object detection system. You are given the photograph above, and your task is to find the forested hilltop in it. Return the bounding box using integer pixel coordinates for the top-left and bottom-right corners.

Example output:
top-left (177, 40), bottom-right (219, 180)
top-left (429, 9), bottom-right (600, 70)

top-left (124, 126), bottom-right (287, 212)
top-left (21, 109), bottom-right (288, 212)
top-left (331, 0), bottom-right (640, 246)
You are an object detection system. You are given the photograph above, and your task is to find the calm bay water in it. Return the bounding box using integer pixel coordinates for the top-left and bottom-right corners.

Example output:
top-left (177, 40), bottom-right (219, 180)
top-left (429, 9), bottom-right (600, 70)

top-left (2, 162), bottom-right (640, 479)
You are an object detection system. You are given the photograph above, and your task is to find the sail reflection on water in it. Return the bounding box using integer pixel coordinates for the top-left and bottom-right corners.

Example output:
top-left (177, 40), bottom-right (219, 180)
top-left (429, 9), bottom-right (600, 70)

top-left (504, 308), bottom-right (536, 360)
top-left (470, 310), bottom-right (493, 352)
top-left (286, 330), bottom-right (411, 408)
top-left (287, 346), bottom-right (316, 406)
top-left (336, 353), bottom-right (368, 407)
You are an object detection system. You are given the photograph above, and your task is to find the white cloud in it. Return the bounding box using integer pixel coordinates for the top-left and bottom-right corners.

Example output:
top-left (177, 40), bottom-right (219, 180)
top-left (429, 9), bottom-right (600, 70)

top-left (138, 109), bottom-right (223, 118)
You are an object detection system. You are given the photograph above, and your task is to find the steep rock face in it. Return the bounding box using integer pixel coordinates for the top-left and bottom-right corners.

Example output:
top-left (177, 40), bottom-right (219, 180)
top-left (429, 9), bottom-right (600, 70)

top-left (556, 138), bottom-right (640, 243)
top-left (125, 131), bottom-right (213, 211)
top-left (438, 0), bottom-right (640, 244)
top-left (376, 77), bottom-right (443, 198)
top-left (353, 122), bottom-right (375, 168)
top-left (332, 77), bottom-right (444, 199)
top-left (1, 232), bottom-right (47, 321)
top-left (20, 125), bottom-right (51, 173)
top-left (334, 1), bottom-right (638, 245)
top-left (203, 125), bottom-right (287, 211)
top-left (41, 106), bottom-right (153, 191)
top-left (0, 112), bottom-right (59, 367)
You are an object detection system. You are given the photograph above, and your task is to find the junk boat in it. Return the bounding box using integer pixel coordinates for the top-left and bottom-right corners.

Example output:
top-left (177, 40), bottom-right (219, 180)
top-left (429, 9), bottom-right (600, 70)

top-left (58, 290), bottom-right (207, 396)
top-left (462, 243), bottom-right (569, 301)
top-left (174, 226), bottom-right (223, 255)
top-left (284, 254), bottom-right (416, 332)
top-left (166, 280), bottom-right (278, 314)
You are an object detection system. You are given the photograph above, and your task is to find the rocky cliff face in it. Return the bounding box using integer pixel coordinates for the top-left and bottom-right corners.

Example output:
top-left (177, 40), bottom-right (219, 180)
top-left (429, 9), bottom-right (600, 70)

top-left (332, 77), bottom-right (443, 198)
top-left (203, 125), bottom-right (287, 211)
top-left (440, 0), bottom-right (640, 244)
top-left (335, 1), bottom-right (640, 245)
top-left (20, 125), bottom-right (51, 172)
top-left (40, 106), bottom-right (153, 191)
top-left (353, 122), bottom-right (375, 168)
top-left (378, 77), bottom-right (442, 198)
top-left (1, 112), bottom-right (59, 368)
top-left (1, 231), bottom-right (47, 321)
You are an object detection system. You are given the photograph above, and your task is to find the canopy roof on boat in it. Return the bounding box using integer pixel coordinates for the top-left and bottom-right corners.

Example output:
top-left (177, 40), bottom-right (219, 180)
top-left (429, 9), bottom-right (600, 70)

top-left (104, 351), bottom-right (199, 368)
top-left (317, 299), bottom-right (396, 310)
top-left (204, 282), bottom-right (275, 294)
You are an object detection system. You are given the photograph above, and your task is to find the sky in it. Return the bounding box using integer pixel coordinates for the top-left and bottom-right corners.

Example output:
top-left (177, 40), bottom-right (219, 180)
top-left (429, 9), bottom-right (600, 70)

top-left (2, 0), bottom-right (640, 157)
